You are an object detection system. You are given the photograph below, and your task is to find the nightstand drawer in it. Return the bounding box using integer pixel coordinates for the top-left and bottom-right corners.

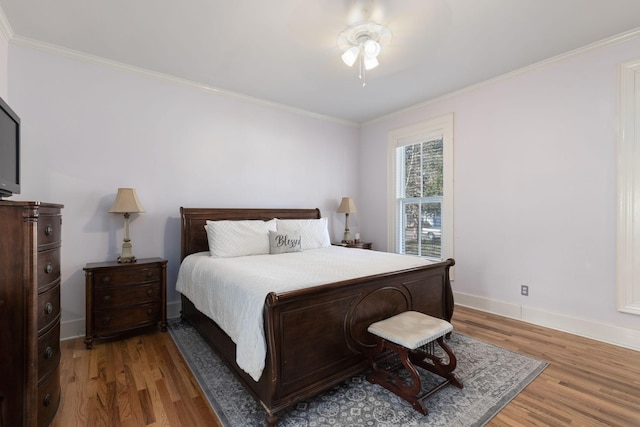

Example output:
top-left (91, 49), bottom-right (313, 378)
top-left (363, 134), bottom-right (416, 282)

top-left (94, 282), bottom-right (161, 308)
top-left (37, 283), bottom-right (60, 333)
top-left (94, 302), bottom-right (162, 334)
top-left (93, 266), bottom-right (161, 287)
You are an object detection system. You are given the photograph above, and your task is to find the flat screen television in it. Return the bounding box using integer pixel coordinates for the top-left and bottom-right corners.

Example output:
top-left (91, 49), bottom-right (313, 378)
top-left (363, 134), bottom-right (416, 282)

top-left (0, 95), bottom-right (20, 198)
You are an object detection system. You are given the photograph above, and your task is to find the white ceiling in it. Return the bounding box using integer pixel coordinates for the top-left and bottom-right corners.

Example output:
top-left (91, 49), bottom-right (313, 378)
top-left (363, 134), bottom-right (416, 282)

top-left (2, 0), bottom-right (640, 123)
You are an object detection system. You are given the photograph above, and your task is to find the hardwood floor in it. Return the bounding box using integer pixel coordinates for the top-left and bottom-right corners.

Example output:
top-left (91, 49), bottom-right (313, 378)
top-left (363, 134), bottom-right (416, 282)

top-left (452, 306), bottom-right (640, 427)
top-left (51, 306), bottom-right (639, 426)
top-left (51, 329), bottom-right (220, 427)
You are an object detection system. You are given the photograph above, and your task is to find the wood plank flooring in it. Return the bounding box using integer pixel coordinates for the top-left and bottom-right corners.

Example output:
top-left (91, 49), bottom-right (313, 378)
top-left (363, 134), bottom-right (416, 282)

top-left (51, 306), bottom-right (639, 426)
top-left (51, 328), bottom-right (220, 427)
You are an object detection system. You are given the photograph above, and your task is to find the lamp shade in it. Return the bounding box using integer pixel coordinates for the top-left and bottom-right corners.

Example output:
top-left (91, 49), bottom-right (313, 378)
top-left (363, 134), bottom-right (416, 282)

top-left (337, 197), bottom-right (357, 214)
top-left (109, 188), bottom-right (145, 213)
top-left (341, 46), bottom-right (360, 67)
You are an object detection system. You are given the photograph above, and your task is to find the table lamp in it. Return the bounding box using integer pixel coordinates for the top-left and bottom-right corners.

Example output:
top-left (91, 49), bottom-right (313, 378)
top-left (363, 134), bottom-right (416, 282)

top-left (337, 197), bottom-right (357, 243)
top-left (109, 188), bottom-right (145, 263)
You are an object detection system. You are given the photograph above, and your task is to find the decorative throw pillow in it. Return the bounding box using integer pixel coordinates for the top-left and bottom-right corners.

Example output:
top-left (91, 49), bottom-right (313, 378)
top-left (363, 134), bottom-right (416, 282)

top-left (276, 218), bottom-right (330, 250)
top-left (269, 231), bottom-right (302, 254)
top-left (205, 219), bottom-right (276, 258)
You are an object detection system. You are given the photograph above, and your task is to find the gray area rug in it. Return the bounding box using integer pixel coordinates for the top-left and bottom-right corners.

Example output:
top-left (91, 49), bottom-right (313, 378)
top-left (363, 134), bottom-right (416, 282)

top-left (168, 318), bottom-right (547, 426)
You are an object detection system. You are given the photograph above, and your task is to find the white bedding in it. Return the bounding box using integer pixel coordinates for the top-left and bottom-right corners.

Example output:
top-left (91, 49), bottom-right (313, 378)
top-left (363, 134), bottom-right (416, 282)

top-left (175, 245), bottom-right (433, 381)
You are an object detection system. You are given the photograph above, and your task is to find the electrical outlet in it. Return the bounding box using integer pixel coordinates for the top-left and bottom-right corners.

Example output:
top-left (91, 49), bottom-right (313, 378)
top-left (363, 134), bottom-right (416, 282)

top-left (521, 285), bottom-right (529, 296)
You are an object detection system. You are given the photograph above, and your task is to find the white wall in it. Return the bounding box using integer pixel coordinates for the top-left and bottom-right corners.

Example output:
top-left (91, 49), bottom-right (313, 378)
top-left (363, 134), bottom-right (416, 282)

top-left (0, 26), bottom-right (8, 98)
top-left (359, 36), bottom-right (640, 347)
top-left (8, 45), bottom-right (360, 338)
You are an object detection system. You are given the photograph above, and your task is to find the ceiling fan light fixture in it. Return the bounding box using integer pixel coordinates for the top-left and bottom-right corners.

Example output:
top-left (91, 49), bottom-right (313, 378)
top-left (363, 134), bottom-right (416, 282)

top-left (363, 39), bottom-right (380, 58)
top-left (338, 21), bottom-right (392, 86)
top-left (363, 55), bottom-right (379, 70)
top-left (342, 46), bottom-right (360, 67)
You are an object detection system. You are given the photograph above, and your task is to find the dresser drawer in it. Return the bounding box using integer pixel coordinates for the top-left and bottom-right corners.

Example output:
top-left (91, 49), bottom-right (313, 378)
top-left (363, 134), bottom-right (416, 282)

top-left (94, 282), bottom-right (161, 309)
top-left (93, 266), bottom-right (161, 287)
top-left (37, 283), bottom-right (60, 333)
top-left (37, 209), bottom-right (62, 251)
top-left (94, 302), bottom-right (162, 335)
top-left (38, 321), bottom-right (60, 381)
top-left (37, 247), bottom-right (61, 291)
top-left (37, 365), bottom-right (61, 427)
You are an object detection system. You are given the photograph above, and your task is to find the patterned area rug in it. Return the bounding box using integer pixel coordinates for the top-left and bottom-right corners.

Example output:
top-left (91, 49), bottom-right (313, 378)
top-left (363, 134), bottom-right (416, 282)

top-left (168, 318), bottom-right (547, 426)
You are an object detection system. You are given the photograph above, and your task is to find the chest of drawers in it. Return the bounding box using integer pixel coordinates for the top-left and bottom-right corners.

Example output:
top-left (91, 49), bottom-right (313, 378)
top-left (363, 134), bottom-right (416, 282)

top-left (84, 258), bottom-right (167, 348)
top-left (0, 201), bottom-right (63, 427)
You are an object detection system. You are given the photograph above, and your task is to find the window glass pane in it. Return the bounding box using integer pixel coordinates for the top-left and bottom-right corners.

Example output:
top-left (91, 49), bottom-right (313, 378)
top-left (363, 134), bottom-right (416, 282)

top-left (397, 137), bottom-right (443, 260)
top-left (402, 202), bottom-right (419, 255)
top-left (420, 201), bottom-right (442, 259)
top-left (422, 139), bottom-right (443, 197)
top-left (403, 144), bottom-right (422, 198)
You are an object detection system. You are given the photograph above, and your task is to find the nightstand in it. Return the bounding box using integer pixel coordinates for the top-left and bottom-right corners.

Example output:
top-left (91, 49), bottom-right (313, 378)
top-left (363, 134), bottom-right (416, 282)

top-left (83, 257), bottom-right (167, 349)
top-left (333, 242), bottom-right (373, 250)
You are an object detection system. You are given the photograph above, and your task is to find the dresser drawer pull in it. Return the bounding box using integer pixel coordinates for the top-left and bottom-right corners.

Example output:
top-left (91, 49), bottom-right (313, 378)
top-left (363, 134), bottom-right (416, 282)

top-left (102, 317), bottom-right (111, 325)
top-left (44, 346), bottom-right (54, 359)
top-left (43, 393), bottom-right (52, 407)
top-left (147, 309), bottom-right (153, 316)
top-left (44, 302), bottom-right (53, 315)
top-left (102, 276), bottom-right (111, 284)
top-left (45, 262), bottom-right (53, 274)
top-left (44, 224), bottom-right (54, 236)
top-left (146, 271), bottom-right (153, 278)
top-left (102, 295), bottom-right (111, 303)
top-left (146, 289), bottom-right (153, 297)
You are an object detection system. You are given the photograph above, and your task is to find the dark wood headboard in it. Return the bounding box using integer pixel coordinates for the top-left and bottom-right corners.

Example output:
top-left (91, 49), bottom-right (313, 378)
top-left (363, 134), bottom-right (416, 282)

top-left (179, 207), bottom-right (321, 260)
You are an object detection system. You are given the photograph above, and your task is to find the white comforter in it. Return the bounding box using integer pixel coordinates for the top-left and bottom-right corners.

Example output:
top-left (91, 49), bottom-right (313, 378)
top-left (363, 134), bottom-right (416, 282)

top-left (175, 246), bottom-right (433, 381)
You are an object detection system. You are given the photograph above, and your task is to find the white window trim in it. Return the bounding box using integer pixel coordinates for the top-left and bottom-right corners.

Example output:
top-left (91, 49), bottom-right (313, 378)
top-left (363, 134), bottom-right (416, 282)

top-left (617, 60), bottom-right (640, 316)
top-left (387, 113), bottom-right (454, 261)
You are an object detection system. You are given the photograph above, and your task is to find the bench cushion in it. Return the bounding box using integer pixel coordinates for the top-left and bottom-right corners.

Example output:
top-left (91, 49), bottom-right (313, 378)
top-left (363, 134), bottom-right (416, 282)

top-left (368, 311), bottom-right (453, 350)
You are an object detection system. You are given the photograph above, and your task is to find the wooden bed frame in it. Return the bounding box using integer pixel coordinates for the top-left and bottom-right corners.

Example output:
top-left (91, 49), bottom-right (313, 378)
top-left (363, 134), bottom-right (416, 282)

top-left (179, 207), bottom-right (455, 426)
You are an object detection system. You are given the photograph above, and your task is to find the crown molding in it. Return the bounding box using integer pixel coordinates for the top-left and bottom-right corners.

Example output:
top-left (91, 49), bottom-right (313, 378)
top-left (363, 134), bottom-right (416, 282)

top-left (365, 27), bottom-right (640, 126)
top-left (9, 35), bottom-right (359, 127)
top-left (0, 5), bottom-right (14, 41)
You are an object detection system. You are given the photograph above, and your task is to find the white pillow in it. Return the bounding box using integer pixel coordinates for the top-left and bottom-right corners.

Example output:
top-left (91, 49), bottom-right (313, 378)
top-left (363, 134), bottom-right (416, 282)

top-left (276, 218), bottom-right (330, 250)
top-left (205, 219), bottom-right (276, 258)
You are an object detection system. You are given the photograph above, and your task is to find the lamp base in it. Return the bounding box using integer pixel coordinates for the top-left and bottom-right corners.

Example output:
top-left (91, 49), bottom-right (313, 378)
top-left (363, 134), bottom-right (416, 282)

top-left (117, 239), bottom-right (137, 263)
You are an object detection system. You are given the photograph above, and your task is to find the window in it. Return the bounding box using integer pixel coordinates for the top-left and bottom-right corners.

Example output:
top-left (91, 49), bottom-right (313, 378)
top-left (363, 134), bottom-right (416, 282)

top-left (387, 114), bottom-right (453, 261)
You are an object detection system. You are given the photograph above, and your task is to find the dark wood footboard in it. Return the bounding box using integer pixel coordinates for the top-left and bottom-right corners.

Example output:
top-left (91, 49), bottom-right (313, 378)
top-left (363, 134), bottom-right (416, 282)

top-left (179, 207), bottom-right (455, 425)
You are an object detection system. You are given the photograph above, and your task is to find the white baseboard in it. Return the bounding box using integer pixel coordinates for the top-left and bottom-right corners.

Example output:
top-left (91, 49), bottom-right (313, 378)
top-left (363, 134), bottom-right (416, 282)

top-left (60, 300), bottom-right (183, 341)
top-left (454, 291), bottom-right (640, 352)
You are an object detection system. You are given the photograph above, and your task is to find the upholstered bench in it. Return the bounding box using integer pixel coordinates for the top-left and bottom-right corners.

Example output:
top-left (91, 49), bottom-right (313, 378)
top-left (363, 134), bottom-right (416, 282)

top-left (366, 311), bottom-right (463, 415)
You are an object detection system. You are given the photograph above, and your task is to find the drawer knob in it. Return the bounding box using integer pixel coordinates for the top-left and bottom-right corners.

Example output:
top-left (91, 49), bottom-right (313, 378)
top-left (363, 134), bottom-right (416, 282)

top-left (146, 271), bottom-right (153, 278)
top-left (147, 309), bottom-right (153, 316)
top-left (45, 263), bottom-right (53, 274)
top-left (44, 346), bottom-right (54, 359)
top-left (146, 289), bottom-right (153, 297)
top-left (44, 224), bottom-right (54, 236)
top-left (102, 295), bottom-right (111, 303)
top-left (44, 302), bottom-right (53, 315)
top-left (102, 276), bottom-right (111, 284)
top-left (102, 316), bottom-right (111, 324)
top-left (43, 393), bottom-right (52, 407)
